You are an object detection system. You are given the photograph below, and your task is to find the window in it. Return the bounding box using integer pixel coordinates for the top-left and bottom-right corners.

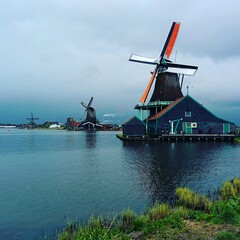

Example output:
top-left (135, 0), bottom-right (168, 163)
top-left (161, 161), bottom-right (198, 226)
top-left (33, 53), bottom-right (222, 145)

top-left (191, 122), bottom-right (197, 128)
top-left (185, 111), bottom-right (191, 117)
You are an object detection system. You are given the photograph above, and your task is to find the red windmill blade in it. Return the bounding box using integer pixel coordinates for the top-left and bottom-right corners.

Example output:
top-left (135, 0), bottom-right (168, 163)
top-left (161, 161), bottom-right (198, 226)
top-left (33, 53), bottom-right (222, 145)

top-left (160, 22), bottom-right (180, 61)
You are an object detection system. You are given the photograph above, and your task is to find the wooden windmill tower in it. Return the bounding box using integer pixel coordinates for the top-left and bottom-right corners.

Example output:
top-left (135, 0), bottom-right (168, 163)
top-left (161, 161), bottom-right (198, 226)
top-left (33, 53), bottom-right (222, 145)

top-left (81, 97), bottom-right (100, 130)
top-left (130, 22), bottom-right (198, 120)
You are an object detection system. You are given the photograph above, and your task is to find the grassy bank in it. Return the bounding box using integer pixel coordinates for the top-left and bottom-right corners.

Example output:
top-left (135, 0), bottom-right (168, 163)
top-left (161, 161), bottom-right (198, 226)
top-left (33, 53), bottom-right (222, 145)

top-left (235, 137), bottom-right (240, 143)
top-left (58, 179), bottom-right (240, 240)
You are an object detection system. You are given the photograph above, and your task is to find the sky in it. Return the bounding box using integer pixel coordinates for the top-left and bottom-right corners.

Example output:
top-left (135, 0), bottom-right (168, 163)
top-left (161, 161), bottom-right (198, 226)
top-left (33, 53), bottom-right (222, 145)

top-left (0, 0), bottom-right (240, 125)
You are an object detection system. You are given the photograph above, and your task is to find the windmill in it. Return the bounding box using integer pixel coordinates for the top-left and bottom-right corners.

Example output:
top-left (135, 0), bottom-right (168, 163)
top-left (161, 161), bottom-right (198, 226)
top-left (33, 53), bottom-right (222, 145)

top-left (27, 113), bottom-right (39, 128)
top-left (81, 97), bottom-right (98, 129)
top-left (130, 22), bottom-right (198, 104)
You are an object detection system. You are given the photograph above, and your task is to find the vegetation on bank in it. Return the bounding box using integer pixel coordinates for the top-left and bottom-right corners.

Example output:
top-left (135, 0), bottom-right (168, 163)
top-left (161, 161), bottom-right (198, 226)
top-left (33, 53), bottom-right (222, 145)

top-left (235, 137), bottom-right (240, 143)
top-left (58, 179), bottom-right (240, 240)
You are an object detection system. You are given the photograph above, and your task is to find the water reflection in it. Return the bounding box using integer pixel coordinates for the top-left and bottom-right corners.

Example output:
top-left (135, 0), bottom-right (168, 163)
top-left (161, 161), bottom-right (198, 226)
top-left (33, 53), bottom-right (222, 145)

top-left (122, 142), bottom-right (229, 204)
top-left (85, 131), bottom-right (97, 149)
top-left (0, 130), bottom-right (240, 240)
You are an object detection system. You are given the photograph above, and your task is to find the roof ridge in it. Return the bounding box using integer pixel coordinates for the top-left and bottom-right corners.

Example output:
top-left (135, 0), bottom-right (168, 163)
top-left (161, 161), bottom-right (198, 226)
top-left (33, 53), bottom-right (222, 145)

top-left (149, 97), bottom-right (184, 120)
top-left (122, 115), bottom-right (144, 125)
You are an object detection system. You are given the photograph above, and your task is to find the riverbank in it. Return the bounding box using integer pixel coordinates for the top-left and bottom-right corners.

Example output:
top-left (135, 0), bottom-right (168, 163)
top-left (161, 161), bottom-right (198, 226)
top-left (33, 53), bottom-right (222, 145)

top-left (58, 179), bottom-right (240, 240)
top-left (235, 137), bottom-right (240, 143)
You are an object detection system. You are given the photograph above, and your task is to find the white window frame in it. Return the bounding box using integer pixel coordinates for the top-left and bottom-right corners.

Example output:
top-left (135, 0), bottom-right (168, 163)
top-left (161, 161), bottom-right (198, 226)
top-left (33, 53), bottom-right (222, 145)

top-left (185, 111), bottom-right (191, 117)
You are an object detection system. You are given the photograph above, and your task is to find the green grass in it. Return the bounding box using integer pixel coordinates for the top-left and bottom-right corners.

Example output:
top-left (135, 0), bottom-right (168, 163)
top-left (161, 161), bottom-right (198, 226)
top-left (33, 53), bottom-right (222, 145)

top-left (58, 178), bottom-right (240, 240)
top-left (234, 137), bottom-right (240, 143)
top-left (211, 198), bottom-right (240, 224)
top-left (233, 178), bottom-right (240, 194)
top-left (215, 231), bottom-right (239, 240)
top-left (175, 187), bottom-right (212, 211)
top-left (147, 203), bottom-right (171, 221)
top-left (220, 181), bottom-right (236, 200)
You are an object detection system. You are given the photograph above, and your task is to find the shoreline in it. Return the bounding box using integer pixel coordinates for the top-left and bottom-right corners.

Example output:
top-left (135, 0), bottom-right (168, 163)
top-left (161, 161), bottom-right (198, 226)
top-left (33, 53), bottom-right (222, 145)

top-left (116, 133), bottom-right (238, 143)
top-left (58, 179), bottom-right (240, 240)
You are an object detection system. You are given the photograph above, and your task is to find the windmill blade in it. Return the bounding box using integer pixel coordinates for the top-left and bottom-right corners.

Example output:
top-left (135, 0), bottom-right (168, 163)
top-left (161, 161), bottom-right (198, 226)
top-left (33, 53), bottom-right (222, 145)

top-left (80, 109), bottom-right (87, 121)
top-left (87, 97), bottom-right (93, 108)
top-left (81, 101), bottom-right (87, 109)
top-left (160, 22), bottom-right (180, 60)
top-left (27, 113), bottom-right (39, 120)
top-left (165, 62), bottom-right (198, 76)
top-left (129, 54), bottom-right (158, 65)
top-left (140, 68), bottom-right (157, 103)
top-left (166, 67), bottom-right (196, 76)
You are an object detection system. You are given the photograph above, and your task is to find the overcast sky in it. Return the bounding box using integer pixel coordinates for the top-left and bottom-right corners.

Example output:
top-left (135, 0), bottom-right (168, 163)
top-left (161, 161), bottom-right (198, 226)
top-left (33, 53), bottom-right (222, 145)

top-left (0, 0), bottom-right (240, 124)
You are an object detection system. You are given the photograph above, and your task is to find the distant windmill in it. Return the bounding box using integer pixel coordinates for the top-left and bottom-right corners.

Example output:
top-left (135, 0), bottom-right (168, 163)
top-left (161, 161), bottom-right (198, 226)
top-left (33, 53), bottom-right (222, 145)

top-left (129, 22), bottom-right (198, 103)
top-left (81, 97), bottom-right (97, 126)
top-left (27, 113), bottom-right (39, 128)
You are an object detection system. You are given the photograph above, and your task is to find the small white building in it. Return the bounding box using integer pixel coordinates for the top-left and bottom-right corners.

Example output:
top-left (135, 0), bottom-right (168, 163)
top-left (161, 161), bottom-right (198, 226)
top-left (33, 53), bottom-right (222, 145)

top-left (49, 124), bottom-right (61, 129)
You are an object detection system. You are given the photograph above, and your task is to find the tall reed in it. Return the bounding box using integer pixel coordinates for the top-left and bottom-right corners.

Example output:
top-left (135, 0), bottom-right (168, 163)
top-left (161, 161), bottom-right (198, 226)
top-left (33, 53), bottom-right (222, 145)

top-left (175, 187), bottom-right (212, 211)
top-left (220, 181), bottom-right (235, 200)
top-left (147, 203), bottom-right (171, 221)
top-left (233, 178), bottom-right (240, 195)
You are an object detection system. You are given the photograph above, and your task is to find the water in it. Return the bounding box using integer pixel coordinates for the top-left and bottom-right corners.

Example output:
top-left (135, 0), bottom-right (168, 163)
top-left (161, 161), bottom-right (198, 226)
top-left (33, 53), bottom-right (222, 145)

top-left (0, 129), bottom-right (240, 239)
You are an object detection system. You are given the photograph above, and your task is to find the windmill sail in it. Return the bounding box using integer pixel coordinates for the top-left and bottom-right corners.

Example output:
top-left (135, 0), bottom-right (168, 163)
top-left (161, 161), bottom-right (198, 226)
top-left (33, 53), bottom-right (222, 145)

top-left (129, 21), bottom-right (198, 103)
top-left (81, 101), bottom-right (88, 108)
top-left (165, 62), bottom-right (198, 76)
top-left (87, 97), bottom-right (93, 108)
top-left (129, 54), bottom-right (158, 65)
top-left (130, 54), bottom-right (197, 76)
top-left (161, 22), bottom-right (180, 60)
top-left (140, 69), bottom-right (157, 103)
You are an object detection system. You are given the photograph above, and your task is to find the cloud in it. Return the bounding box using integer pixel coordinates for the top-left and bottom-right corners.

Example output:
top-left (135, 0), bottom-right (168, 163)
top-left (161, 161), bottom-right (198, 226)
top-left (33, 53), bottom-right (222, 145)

top-left (103, 113), bottom-right (117, 117)
top-left (0, 0), bottom-right (239, 124)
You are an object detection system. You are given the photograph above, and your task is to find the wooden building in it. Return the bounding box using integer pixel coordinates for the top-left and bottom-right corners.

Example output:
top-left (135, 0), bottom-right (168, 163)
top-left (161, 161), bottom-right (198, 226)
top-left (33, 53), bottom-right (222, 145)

top-left (148, 95), bottom-right (235, 135)
top-left (119, 22), bottom-right (236, 141)
top-left (122, 116), bottom-right (146, 136)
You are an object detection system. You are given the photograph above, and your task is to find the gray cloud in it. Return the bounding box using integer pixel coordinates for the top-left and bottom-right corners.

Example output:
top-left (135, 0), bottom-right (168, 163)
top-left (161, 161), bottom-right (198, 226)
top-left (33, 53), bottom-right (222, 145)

top-left (0, 0), bottom-right (239, 124)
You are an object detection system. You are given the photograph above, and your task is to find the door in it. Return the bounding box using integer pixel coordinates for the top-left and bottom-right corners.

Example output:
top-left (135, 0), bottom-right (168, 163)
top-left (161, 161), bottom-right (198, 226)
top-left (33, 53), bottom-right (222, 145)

top-left (183, 122), bottom-right (192, 134)
top-left (223, 123), bottom-right (230, 134)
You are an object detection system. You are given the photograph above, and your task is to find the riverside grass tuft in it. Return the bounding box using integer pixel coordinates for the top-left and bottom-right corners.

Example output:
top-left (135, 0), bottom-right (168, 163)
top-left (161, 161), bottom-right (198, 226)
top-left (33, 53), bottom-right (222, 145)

top-left (119, 208), bottom-right (136, 231)
top-left (147, 203), bottom-right (171, 221)
top-left (220, 181), bottom-right (236, 200)
top-left (234, 137), bottom-right (240, 143)
top-left (58, 178), bottom-right (240, 240)
top-left (233, 178), bottom-right (240, 195)
top-left (175, 187), bottom-right (212, 211)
